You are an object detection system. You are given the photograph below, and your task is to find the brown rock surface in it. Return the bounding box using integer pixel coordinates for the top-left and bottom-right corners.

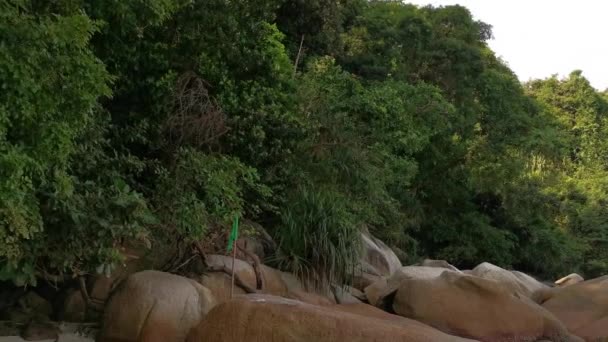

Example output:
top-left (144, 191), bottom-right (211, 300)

top-left (198, 272), bottom-right (247, 303)
top-left (359, 229), bottom-right (402, 276)
top-left (471, 262), bottom-right (547, 298)
top-left (541, 275), bottom-right (608, 341)
top-left (186, 294), bottom-right (477, 342)
top-left (351, 229), bottom-right (402, 292)
top-left (391, 271), bottom-right (573, 341)
top-left (204, 255), bottom-right (288, 295)
top-left (365, 266), bottom-right (458, 307)
top-left (202, 255), bottom-right (336, 304)
top-left (99, 271), bottom-right (217, 342)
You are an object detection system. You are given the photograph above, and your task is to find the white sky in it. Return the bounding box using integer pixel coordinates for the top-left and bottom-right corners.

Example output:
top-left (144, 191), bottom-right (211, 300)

top-left (406, 0), bottom-right (608, 90)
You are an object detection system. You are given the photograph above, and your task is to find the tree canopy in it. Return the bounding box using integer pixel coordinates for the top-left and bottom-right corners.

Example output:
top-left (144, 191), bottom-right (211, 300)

top-left (2, 0), bottom-right (607, 285)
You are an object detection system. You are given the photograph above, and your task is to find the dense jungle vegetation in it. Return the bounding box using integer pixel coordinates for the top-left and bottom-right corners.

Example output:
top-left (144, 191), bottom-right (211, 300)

top-left (2, 0), bottom-right (608, 286)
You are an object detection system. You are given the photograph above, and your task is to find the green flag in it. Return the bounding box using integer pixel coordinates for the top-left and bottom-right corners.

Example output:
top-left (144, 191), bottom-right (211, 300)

top-left (226, 215), bottom-right (239, 253)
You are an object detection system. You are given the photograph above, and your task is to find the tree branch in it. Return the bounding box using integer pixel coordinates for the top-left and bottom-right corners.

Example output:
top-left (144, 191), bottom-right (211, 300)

top-left (237, 244), bottom-right (265, 290)
top-left (293, 34), bottom-right (305, 77)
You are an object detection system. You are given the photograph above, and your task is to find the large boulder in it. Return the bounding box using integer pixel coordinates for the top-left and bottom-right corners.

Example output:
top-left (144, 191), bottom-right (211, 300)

top-left (365, 266), bottom-right (459, 307)
top-left (541, 276), bottom-right (608, 341)
top-left (88, 244), bottom-right (149, 308)
top-left (201, 255), bottom-right (336, 305)
top-left (353, 229), bottom-right (401, 291)
top-left (471, 262), bottom-right (547, 298)
top-left (99, 271), bottom-right (217, 342)
top-left (390, 271), bottom-right (575, 341)
top-left (360, 229), bottom-right (402, 277)
top-left (511, 271), bottom-right (549, 295)
top-left (554, 273), bottom-right (584, 287)
top-left (186, 294), bottom-right (476, 342)
top-left (204, 255), bottom-right (289, 295)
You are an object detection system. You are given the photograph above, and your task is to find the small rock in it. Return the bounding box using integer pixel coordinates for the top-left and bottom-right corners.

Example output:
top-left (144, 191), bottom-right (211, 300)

top-left (21, 321), bottom-right (59, 341)
top-left (349, 287), bottom-right (366, 301)
top-left (332, 286), bottom-right (362, 304)
top-left (554, 273), bottom-right (584, 287)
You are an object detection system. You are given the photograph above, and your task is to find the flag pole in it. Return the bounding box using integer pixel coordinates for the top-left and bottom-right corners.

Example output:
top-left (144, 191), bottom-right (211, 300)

top-left (227, 215), bottom-right (239, 299)
top-left (230, 233), bottom-right (237, 299)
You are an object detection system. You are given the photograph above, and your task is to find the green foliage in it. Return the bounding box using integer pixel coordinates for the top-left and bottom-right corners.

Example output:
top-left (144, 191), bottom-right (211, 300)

top-left (525, 72), bottom-right (608, 277)
top-left (274, 187), bottom-right (361, 288)
top-left (152, 148), bottom-right (270, 242)
top-left (0, 2), bottom-right (115, 284)
top-left (3, 0), bottom-right (608, 286)
top-left (292, 57), bottom-right (453, 251)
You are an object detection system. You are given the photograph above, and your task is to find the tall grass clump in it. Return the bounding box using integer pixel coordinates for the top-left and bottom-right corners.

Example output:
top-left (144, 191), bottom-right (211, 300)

top-left (273, 186), bottom-right (362, 289)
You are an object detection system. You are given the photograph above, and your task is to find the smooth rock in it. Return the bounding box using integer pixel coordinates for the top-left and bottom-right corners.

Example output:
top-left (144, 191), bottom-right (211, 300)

top-left (202, 255), bottom-right (335, 304)
top-left (198, 272), bottom-right (247, 303)
top-left (471, 262), bottom-right (547, 298)
top-left (391, 271), bottom-right (573, 341)
top-left (511, 270), bottom-right (548, 295)
top-left (99, 271), bottom-right (217, 342)
top-left (360, 229), bottom-right (402, 277)
top-left (542, 275), bottom-right (608, 341)
top-left (186, 294), bottom-right (476, 342)
top-left (366, 266), bottom-right (458, 307)
top-left (205, 255), bottom-right (289, 294)
top-left (554, 273), bottom-right (584, 287)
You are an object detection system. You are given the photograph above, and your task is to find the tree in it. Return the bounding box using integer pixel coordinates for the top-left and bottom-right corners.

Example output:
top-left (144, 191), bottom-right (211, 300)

top-left (527, 71), bottom-right (608, 277)
top-left (0, 1), bottom-right (146, 284)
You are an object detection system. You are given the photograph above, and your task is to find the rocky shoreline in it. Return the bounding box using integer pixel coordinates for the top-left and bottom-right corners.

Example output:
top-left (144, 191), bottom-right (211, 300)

top-left (0, 231), bottom-right (603, 341)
